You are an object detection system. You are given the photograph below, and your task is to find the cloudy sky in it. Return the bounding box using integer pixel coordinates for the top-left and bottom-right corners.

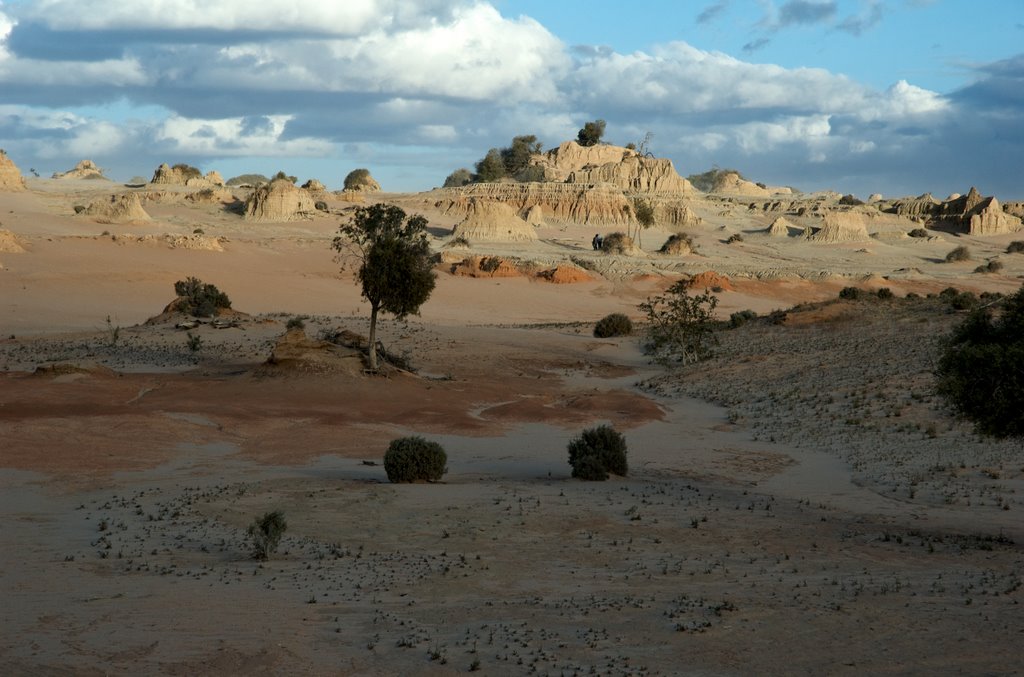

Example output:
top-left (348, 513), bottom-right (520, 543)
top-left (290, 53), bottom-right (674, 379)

top-left (0, 0), bottom-right (1021, 198)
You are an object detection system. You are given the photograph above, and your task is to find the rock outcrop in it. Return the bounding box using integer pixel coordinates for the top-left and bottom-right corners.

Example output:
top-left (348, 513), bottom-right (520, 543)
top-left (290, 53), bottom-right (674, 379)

top-left (0, 150), bottom-right (27, 191)
top-left (969, 197), bottom-right (1022, 236)
top-left (810, 212), bottom-right (870, 243)
top-left (151, 163), bottom-right (224, 187)
top-left (81, 193), bottom-right (151, 223)
top-left (52, 159), bottom-right (108, 180)
top-left (656, 200), bottom-right (702, 230)
top-left (450, 199), bottom-right (538, 243)
top-left (244, 178), bottom-right (317, 222)
top-left (766, 216), bottom-right (797, 237)
top-left (532, 141), bottom-right (634, 182)
top-left (302, 179), bottom-right (327, 194)
top-left (344, 171), bottom-right (381, 192)
top-left (566, 155), bottom-right (694, 193)
top-left (433, 183), bottom-right (634, 228)
top-left (710, 172), bottom-right (771, 197)
top-left (0, 228), bottom-right (26, 252)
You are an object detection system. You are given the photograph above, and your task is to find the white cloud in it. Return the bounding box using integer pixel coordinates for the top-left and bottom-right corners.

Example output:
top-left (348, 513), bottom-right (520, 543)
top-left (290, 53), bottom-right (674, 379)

top-left (156, 115), bottom-right (329, 157)
top-left (732, 114), bottom-right (832, 153)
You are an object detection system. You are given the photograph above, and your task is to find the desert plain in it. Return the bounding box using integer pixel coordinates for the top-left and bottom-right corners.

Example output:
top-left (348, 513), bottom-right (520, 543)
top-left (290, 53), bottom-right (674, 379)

top-left (1, 150), bottom-right (1023, 675)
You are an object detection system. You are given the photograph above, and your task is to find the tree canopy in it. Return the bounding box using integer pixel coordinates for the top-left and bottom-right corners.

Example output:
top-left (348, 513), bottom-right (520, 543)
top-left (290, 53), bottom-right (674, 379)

top-left (577, 119), bottom-right (606, 147)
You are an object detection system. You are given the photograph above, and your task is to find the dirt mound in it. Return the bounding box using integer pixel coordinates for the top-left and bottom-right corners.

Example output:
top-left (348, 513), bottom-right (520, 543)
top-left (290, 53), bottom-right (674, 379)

top-left (51, 159), bottom-right (108, 180)
top-left (184, 188), bottom-right (236, 205)
top-left (0, 228), bottom-right (26, 253)
top-left (810, 212), bottom-right (870, 243)
top-left (344, 171), bottom-right (381, 192)
top-left (81, 193), bottom-right (151, 224)
top-left (302, 179), bottom-right (327, 194)
top-left (766, 216), bottom-right (796, 236)
top-left (535, 265), bottom-right (595, 283)
top-left (447, 255), bottom-right (524, 279)
top-left (712, 172), bottom-right (771, 197)
top-left (659, 233), bottom-right (694, 255)
top-left (263, 327), bottom-right (366, 376)
top-left (451, 199), bottom-right (538, 243)
top-left (0, 150), bottom-right (27, 191)
top-left (244, 179), bottom-right (317, 222)
top-left (657, 201), bottom-right (703, 229)
top-left (686, 270), bottom-right (734, 291)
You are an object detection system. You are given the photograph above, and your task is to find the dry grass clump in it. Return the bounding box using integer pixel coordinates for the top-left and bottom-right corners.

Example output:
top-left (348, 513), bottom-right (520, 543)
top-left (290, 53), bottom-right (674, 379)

top-left (594, 313), bottom-right (633, 338)
top-left (945, 245), bottom-right (971, 262)
top-left (659, 233), bottom-right (694, 255)
top-left (601, 232), bottom-right (634, 254)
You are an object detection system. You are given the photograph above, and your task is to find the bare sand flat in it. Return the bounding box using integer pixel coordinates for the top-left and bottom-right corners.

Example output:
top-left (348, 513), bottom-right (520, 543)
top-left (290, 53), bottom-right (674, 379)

top-left (1, 181), bottom-right (1022, 675)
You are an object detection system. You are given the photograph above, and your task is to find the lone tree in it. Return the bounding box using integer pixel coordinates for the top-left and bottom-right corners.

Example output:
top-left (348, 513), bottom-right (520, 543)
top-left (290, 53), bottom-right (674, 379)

top-left (577, 119), bottom-right (606, 147)
top-left (936, 285), bottom-right (1024, 437)
top-left (638, 282), bottom-right (719, 365)
top-left (332, 204), bottom-right (437, 371)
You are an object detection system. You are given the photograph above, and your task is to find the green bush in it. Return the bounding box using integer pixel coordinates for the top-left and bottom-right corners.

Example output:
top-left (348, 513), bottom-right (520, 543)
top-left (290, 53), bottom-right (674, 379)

top-left (384, 436), bottom-right (448, 483)
top-left (247, 510), bottom-right (287, 560)
top-left (729, 309), bottom-right (758, 328)
top-left (659, 232), bottom-right (695, 255)
top-left (838, 286), bottom-right (863, 300)
top-left (172, 163), bottom-right (202, 180)
top-left (945, 245), bottom-right (971, 262)
top-left (633, 199), bottom-right (655, 228)
top-left (174, 277), bottom-right (232, 316)
top-left (725, 233), bottom-right (744, 244)
top-left (273, 170), bottom-right (298, 184)
top-left (936, 285), bottom-right (1024, 437)
top-left (601, 232), bottom-right (634, 254)
top-left (286, 316), bottom-right (306, 330)
top-left (443, 168), bottom-right (474, 188)
top-left (226, 173), bottom-right (270, 186)
top-left (974, 260), bottom-right (1004, 274)
top-left (1006, 241), bottom-right (1024, 254)
top-left (343, 168), bottom-right (373, 190)
top-left (594, 313), bottom-right (633, 338)
top-left (638, 282), bottom-right (719, 365)
top-left (876, 287), bottom-right (895, 300)
top-left (567, 424), bottom-right (628, 480)
top-left (908, 228), bottom-right (929, 238)
top-left (576, 119), bottom-right (606, 147)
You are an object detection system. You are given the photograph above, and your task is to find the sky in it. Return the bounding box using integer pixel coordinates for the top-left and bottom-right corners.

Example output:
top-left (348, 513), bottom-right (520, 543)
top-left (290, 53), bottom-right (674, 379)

top-left (0, 0), bottom-right (1022, 199)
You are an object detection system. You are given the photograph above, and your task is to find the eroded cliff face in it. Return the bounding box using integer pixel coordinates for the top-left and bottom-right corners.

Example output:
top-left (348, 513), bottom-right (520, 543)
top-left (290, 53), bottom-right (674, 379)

top-left (0, 150), bottom-right (27, 191)
top-left (244, 179), bottom-right (317, 222)
top-left (430, 183), bottom-right (636, 227)
top-left (531, 141), bottom-right (695, 194)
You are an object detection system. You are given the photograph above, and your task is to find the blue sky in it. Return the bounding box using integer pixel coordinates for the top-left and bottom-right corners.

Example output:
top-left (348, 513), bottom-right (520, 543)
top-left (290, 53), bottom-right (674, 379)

top-left (0, 0), bottom-right (1022, 199)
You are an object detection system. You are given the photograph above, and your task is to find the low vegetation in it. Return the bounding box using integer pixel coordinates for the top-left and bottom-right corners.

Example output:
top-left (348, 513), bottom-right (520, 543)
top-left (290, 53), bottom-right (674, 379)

top-left (594, 313), bottom-right (633, 338)
top-left (247, 510), bottom-right (287, 560)
top-left (383, 436), bottom-right (448, 483)
top-left (226, 173), bottom-right (270, 186)
top-left (974, 259), bottom-right (1004, 274)
top-left (937, 284), bottom-right (1024, 438)
top-left (729, 309), bottom-right (758, 328)
top-left (172, 163), bottom-right (202, 180)
top-left (1006, 241), bottom-right (1024, 254)
top-left (173, 277), bottom-right (232, 316)
top-left (945, 245), bottom-right (971, 262)
top-left (343, 168), bottom-right (373, 190)
top-left (686, 167), bottom-right (745, 192)
top-left (601, 232), bottom-right (633, 254)
top-left (567, 424), bottom-right (628, 480)
top-left (576, 119), bottom-right (606, 147)
top-left (659, 232), bottom-right (695, 255)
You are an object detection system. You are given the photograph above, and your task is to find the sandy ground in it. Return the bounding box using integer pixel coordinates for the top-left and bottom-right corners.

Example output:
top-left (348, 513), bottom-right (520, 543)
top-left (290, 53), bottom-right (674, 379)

top-left (1, 180), bottom-right (1022, 675)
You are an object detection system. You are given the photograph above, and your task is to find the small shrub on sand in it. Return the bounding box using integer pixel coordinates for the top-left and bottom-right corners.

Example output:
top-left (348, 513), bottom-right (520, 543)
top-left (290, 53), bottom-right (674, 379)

top-left (638, 282), bottom-right (719, 365)
top-left (567, 425), bottom-right (628, 481)
top-left (174, 276), bottom-right (232, 316)
top-left (725, 233), bottom-right (744, 244)
top-left (659, 233), bottom-right (695, 255)
top-left (594, 313), bottom-right (633, 338)
top-left (876, 287), bottom-right (895, 300)
top-left (729, 309), bottom-right (758, 328)
top-left (384, 436), bottom-right (448, 483)
top-left (838, 287), bottom-right (863, 300)
top-left (974, 260), bottom-right (1004, 274)
top-left (945, 245), bottom-right (971, 263)
top-left (908, 228), bottom-right (929, 238)
top-left (1006, 241), bottom-right (1024, 254)
top-left (286, 316), bottom-right (306, 330)
top-left (601, 232), bottom-right (634, 254)
top-left (248, 510), bottom-right (287, 560)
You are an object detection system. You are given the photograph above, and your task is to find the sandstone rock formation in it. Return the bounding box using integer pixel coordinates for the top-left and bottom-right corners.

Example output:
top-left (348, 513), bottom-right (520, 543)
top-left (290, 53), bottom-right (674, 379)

top-left (151, 163), bottom-right (224, 187)
top-left (969, 197), bottom-right (1022, 236)
top-left (81, 193), bottom-right (151, 224)
top-left (0, 228), bottom-right (26, 252)
top-left (656, 200), bottom-right (702, 230)
top-left (532, 141), bottom-right (694, 194)
top-left (710, 172), bottom-right (771, 197)
top-left (434, 183), bottom-right (634, 228)
top-left (344, 171), bottom-right (381, 192)
top-left (810, 212), bottom-right (870, 243)
top-left (0, 150), bottom-right (27, 191)
top-left (302, 179), bottom-right (327, 194)
top-left (244, 178), bottom-right (317, 222)
top-left (450, 199), bottom-right (538, 243)
top-left (531, 141), bottom-right (634, 182)
top-left (51, 160), bottom-right (108, 180)
top-left (524, 205), bottom-right (545, 226)
top-left (766, 216), bottom-right (797, 237)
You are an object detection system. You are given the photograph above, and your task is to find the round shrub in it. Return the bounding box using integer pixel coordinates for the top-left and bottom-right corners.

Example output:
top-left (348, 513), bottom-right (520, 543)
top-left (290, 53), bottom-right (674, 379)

top-left (567, 425), bottom-right (628, 481)
top-left (384, 436), bottom-right (447, 483)
top-left (601, 232), bottom-right (634, 254)
top-left (908, 228), bottom-right (929, 238)
top-left (659, 232), bottom-right (694, 255)
top-left (876, 287), bottom-right (895, 300)
top-left (729, 309), bottom-right (758, 328)
top-left (1006, 241), bottom-right (1024, 254)
top-left (838, 286), bottom-right (863, 300)
top-left (594, 313), bottom-right (633, 338)
top-left (945, 245), bottom-right (971, 263)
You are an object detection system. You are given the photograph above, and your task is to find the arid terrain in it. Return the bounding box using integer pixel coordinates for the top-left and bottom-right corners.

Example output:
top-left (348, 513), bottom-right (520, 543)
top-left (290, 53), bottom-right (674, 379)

top-left (2, 160), bottom-right (1023, 675)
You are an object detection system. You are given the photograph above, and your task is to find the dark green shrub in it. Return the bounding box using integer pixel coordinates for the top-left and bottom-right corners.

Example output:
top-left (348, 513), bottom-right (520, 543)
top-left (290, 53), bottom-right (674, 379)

top-left (577, 119), bottom-right (606, 147)
top-left (948, 291), bottom-right (978, 310)
top-left (633, 199), bottom-right (655, 228)
top-left (286, 316), bottom-right (306, 330)
top-left (173, 276), bottom-right (232, 316)
top-left (443, 168), bottom-right (473, 188)
top-left (936, 285), bottom-right (1024, 437)
top-left (908, 228), bottom-right (929, 238)
top-left (974, 260), bottom-right (1004, 274)
top-left (384, 436), bottom-right (448, 483)
top-left (567, 424), bottom-right (628, 480)
top-left (273, 170), bottom-right (298, 184)
top-left (838, 194), bottom-right (864, 206)
top-left (601, 232), bottom-right (634, 254)
top-left (945, 245), bottom-right (971, 262)
top-left (343, 168), bottom-right (372, 190)
top-left (474, 148), bottom-right (506, 182)
top-left (172, 163), bottom-right (202, 180)
top-left (767, 309), bottom-right (788, 325)
top-left (1006, 241), bottom-right (1024, 254)
top-left (594, 313), bottom-right (633, 338)
top-left (838, 286), bottom-right (863, 300)
top-left (659, 232), bottom-right (694, 255)
top-left (247, 510), bottom-right (287, 560)
top-left (876, 287), bottom-right (895, 299)
top-left (729, 309), bottom-right (758, 328)
top-left (725, 233), bottom-right (744, 244)
top-left (226, 173), bottom-right (270, 186)
top-left (638, 283), bottom-right (719, 365)
top-left (686, 168), bottom-right (746, 193)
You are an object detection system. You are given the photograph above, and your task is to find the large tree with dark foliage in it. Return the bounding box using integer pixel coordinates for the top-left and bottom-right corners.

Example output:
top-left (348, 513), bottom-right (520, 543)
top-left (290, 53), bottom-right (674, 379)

top-left (936, 286), bottom-right (1024, 437)
top-left (577, 119), bottom-right (606, 147)
top-left (332, 204), bottom-right (436, 371)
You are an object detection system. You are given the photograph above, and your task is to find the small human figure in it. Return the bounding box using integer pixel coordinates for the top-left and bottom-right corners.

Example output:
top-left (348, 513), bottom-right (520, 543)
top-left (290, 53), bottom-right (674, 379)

top-left (592, 233), bottom-right (603, 250)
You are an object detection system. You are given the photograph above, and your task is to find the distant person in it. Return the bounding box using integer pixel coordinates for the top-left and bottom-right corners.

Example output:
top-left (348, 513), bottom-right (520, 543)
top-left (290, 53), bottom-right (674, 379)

top-left (592, 233), bottom-right (602, 250)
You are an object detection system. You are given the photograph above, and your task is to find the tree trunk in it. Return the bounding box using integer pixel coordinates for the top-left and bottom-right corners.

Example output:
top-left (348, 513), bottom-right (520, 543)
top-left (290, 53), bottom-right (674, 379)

top-left (367, 303), bottom-right (379, 371)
